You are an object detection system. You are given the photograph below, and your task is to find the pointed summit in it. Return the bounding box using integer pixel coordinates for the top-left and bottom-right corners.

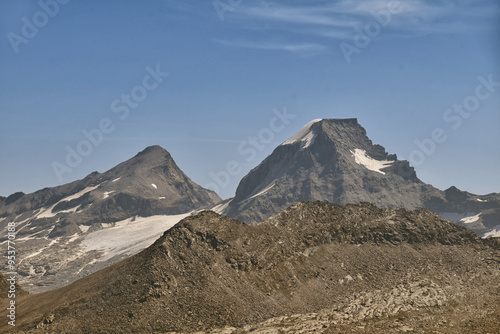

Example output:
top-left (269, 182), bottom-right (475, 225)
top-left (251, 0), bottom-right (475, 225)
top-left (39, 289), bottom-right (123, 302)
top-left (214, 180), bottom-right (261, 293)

top-left (0, 145), bottom-right (221, 292)
top-left (281, 119), bottom-right (323, 149)
top-left (222, 118), bottom-right (499, 238)
top-left (223, 118), bottom-right (438, 224)
top-left (132, 145), bottom-right (172, 161)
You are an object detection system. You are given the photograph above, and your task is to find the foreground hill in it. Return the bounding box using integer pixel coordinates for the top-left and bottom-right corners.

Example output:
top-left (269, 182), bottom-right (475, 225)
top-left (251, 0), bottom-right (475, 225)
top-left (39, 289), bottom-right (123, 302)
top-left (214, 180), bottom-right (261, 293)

top-left (3, 202), bottom-right (499, 333)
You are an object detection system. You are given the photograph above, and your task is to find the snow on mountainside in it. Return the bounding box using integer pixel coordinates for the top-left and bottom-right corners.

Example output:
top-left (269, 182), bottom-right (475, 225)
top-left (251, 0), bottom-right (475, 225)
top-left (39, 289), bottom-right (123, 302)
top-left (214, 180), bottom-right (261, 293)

top-left (0, 146), bottom-right (220, 292)
top-left (281, 119), bottom-right (322, 148)
top-left (220, 118), bottom-right (500, 238)
top-left (350, 148), bottom-right (395, 175)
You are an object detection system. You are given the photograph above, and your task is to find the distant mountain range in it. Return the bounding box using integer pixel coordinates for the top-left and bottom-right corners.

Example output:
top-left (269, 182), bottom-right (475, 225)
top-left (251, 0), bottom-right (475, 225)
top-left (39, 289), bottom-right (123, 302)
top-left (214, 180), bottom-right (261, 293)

top-left (1, 118), bottom-right (499, 295)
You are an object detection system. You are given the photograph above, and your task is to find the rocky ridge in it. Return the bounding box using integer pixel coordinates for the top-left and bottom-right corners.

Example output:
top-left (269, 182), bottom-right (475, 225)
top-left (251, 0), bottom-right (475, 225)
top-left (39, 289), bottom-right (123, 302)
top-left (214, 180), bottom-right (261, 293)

top-left (2, 202), bottom-right (498, 333)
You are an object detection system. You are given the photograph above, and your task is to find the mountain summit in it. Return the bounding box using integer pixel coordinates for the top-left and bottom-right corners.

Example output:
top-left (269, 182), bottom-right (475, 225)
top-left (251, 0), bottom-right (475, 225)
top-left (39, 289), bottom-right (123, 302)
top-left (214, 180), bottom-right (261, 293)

top-left (222, 119), bottom-right (500, 235)
top-left (0, 145), bottom-right (220, 292)
top-left (224, 118), bottom-right (439, 223)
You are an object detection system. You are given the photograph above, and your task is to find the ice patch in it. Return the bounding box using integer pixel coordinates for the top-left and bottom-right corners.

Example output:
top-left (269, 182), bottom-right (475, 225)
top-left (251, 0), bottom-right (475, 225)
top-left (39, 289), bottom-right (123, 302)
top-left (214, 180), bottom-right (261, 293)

top-left (460, 213), bottom-right (481, 224)
top-left (151, 183), bottom-right (157, 189)
top-left (282, 119), bottom-right (322, 149)
top-left (249, 183), bottom-right (276, 199)
top-left (350, 149), bottom-right (394, 175)
top-left (82, 212), bottom-right (191, 261)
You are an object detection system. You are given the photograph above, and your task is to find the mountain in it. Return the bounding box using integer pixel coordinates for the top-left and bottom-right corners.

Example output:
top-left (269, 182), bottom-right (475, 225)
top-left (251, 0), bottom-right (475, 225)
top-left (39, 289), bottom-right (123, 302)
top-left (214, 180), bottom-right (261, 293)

top-left (222, 118), bottom-right (500, 237)
top-left (0, 145), bottom-right (221, 293)
top-left (3, 202), bottom-right (499, 333)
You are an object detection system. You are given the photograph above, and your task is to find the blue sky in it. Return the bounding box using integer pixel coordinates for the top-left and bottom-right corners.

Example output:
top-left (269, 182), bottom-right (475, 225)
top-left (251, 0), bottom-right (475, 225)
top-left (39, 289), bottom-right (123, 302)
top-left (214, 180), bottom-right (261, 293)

top-left (0, 0), bottom-right (499, 200)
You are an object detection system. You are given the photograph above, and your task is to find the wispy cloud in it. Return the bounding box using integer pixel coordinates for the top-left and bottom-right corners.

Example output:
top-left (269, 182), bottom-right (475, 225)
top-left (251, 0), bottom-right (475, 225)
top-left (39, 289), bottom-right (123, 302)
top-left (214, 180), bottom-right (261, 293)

top-left (237, 5), bottom-right (361, 27)
top-left (215, 39), bottom-right (328, 55)
top-left (217, 0), bottom-right (499, 57)
top-left (230, 0), bottom-right (499, 38)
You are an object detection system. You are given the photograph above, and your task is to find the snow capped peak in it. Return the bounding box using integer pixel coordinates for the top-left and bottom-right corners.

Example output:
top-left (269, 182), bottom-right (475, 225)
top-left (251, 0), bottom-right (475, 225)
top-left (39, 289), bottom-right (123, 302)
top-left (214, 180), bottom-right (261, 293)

top-left (281, 119), bottom-right (322, 148)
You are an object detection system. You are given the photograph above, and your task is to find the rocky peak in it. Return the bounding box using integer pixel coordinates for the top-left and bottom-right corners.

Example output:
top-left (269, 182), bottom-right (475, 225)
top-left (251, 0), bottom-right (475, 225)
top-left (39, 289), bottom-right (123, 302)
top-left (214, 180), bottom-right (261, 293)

top-left (0, 145), bottom-right (221, 293)
top-left (225, 118), bottom-right (426, 223)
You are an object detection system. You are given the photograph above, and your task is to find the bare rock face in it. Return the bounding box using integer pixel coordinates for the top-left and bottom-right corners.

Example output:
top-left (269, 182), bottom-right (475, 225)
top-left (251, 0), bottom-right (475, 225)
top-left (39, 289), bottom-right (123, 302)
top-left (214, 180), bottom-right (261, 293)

top-left (222, 119), bottom-right (500, 237)
top-left (0, 145), bottom-right (221, 292)
top-left (4, 202), bottom-right (498, 333)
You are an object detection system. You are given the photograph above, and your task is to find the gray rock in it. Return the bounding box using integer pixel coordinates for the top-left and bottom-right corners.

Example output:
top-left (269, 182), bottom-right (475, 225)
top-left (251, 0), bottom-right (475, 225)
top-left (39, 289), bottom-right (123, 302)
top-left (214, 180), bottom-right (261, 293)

top-left (222, 119), bottom-right (500, 237)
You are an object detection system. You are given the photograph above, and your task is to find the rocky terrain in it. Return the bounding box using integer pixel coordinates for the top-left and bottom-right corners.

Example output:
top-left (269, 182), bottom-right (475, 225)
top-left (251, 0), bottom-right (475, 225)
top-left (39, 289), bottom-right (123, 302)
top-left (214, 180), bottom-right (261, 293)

top-left (2, 202), bottom-right (498, 333)
top-left (0, 146), bottom-right (220, 292)
top-left (221, 119), bottom-right (500, 237)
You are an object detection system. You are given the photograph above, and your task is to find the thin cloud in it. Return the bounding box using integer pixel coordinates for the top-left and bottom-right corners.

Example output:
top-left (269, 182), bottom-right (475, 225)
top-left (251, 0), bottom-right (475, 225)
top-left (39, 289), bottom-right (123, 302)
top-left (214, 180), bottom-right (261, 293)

top-left (237, 6), bottom-right (361, 27)
top-left (215, 39), bottom-right (328, 55)
top-left (231, 0), bottom-right (499, 39)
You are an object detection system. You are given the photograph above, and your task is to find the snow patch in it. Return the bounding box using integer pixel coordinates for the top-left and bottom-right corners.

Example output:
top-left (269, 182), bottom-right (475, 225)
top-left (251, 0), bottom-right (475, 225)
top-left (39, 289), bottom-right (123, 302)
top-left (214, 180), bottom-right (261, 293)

top-left (15, 235), bottom-right (38, 242)
top-left (112, 177), bottom-right (121, 183)
top-left (59, 205), bottom-right (82, 215)
top-left (19, 237), bottom-right (61, 264)
top-left (282, 119), bottom-right (322, 149)
top-left (61, 184), bottom-right (101, 202)
top-left (103, 191), bottom-right (115, 199)
top-left (476, 198), bottom-right (487, 202)
top-left (483, 225), bottom-right (500, 238)
top-left (212, 201), bottom-right (230, 215)
top-left (67, 233), bottom-right (80, 243)
top-left (36, 184), bottom-right (101, 219)
top-left (82, 213), bottom-right (191, 261)
top-left (438, 212), bottom-right (478, 222)
top-left (159, 196), bottom-right (166, 199)
top-left (249, 183), bottom-right (276, 199)
top-left (460, 213), bottom-right (481, 224)
top-left (75, 259), bottom-right (98, 275)
top-left (79, 225), bottom-right (91, 233)
top-left (151, 183), bottom-right (157, 189)
top-left (350, 149), bottom-right (394, 175)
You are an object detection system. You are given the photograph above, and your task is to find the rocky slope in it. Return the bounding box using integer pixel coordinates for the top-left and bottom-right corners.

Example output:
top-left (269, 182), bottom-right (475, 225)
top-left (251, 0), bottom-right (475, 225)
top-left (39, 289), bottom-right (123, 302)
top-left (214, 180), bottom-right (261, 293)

top-left (2, 202), bottom-right (498, 333)
top-left (222, 119), bottom-right (500, 237)
top-left (0, 145), bottom-right (220, 292)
